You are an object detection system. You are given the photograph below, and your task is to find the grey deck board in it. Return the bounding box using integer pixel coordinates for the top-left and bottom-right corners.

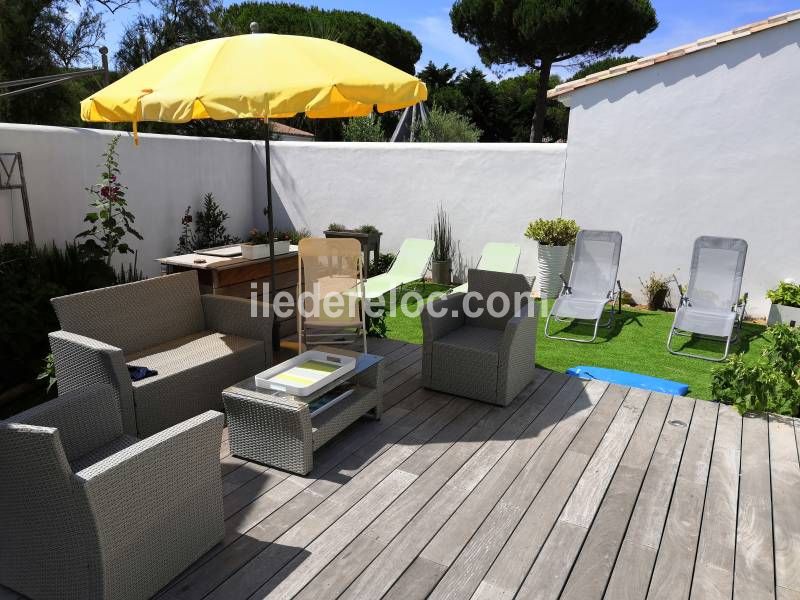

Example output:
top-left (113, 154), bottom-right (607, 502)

top-left (462, 382), bottom-right (625, 600)
top-left (202, 396), bottom-right (467, 600)
top-left (603, 394), bottom-right (695, 600)
top-left (559, 392), bottom-right (672, 600)
top-left (518, 388), bottom-right (656, 600)
top-left (647, 399), bottom-right (719, 599)
top-left (691, 403), bottom-right (742, 599)
top-left (734, 414), bottom-right (775, 600)
top-left (769, 414), bottom-right (800, 594)
top-left (339, 373), bottom-right (579, 600)
top-left (130, 341), bottom-right (797, 600)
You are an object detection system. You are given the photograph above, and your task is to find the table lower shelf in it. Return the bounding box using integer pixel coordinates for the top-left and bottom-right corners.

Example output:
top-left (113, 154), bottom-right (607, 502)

top-left (224, 385), bottom-right (381, 475)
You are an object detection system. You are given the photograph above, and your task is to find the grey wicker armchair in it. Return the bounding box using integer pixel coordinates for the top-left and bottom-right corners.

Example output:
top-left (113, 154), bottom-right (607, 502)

top-left (49, 270), bottom-right (272, 437)
top-left (422, 269), bottom-right (538, 406)
top-left (0, 384), bottom-right (225, 600)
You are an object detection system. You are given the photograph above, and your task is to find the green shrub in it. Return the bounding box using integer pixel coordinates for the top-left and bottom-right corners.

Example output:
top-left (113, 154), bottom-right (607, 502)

top-left (366, 312), bottom-right (387, 338)
top-left (524, 218), bottom-right (579, 246)
top-left (34, 241), bottom-right (117, 293)
top-left (327, 222), bottom-right (347, 232)
top-left (712, 324), bottom-right (800, 416)
top-left (413, 106), bottom-right (482, 143)
top-left (249, 227), bottom-right (311, 246)
top-left (342, 115), bottom-right (386, 142)
top-left (286, 227), bottom-right (311, 245)
top-left (370, 252), bottom-right (396, 276)
top-left (176, 192), bottom-right (239, 253)
top-left (767, 281), bottom-right (800, 308)
top-left (355, 224), bottom-right (382, 235)
top-left (0, 242), bottom-right (118, 398)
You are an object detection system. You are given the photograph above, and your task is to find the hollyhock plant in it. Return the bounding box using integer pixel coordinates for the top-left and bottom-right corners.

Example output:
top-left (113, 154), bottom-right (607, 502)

top-left (76, 135), bottom-right (142, 264)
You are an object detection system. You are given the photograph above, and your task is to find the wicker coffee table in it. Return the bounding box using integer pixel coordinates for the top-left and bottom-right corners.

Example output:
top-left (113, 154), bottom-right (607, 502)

top-left (223, 347), bottom-right (383, 475)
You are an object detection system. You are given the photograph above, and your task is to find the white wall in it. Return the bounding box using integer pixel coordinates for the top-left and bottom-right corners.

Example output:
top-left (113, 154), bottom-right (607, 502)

top-left (0, 124), bottom-right (255, 276)
top-left (561, 21), bottom-right (800, 315)
top-left (260, 141), bottom-right (567, 278)
top-left (1, 125), bottom-right (565, 280)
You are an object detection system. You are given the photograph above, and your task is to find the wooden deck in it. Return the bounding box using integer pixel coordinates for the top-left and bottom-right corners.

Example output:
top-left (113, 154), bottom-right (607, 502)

top-left (4, 338), bottom-right (798, 600)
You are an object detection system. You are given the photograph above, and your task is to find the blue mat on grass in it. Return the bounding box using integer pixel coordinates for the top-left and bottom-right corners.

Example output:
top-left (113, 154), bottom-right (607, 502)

top-left (566, 366), bottom-right (689, 396)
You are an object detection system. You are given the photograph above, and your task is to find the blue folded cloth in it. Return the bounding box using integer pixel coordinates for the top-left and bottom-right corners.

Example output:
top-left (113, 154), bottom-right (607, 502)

top-left (127, 365), bottom-right (158, 381)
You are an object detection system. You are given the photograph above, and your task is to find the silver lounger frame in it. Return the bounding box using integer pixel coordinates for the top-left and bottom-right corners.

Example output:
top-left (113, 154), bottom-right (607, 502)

top-left (666, 236), bottom-right (748, 362)
top-left (544, 230), bottom-right (623, 343)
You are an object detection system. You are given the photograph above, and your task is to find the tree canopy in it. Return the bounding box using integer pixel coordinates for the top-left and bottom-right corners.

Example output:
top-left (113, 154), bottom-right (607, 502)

top-left (216, 2), bottom-right (422, 75)
top-left (570, 55), bottom-right (640, 80)
top-left (451, 0), bottom-right (657, 141)
top-left (0, 0), bottom-right (107, 125)
top-left (418, 61), bottom-right (568, 142)
top-left (115, 0), bottom-right (220, 73)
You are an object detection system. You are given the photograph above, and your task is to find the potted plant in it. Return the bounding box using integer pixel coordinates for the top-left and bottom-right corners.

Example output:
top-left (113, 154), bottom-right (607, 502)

top-left (244, 229), bottom-right (292, 259)
top-left (767, 279), bottom-right (800, 327)
top-left (430, 205), bottom-right (453, 284)
top-left (524, 217), bottom-right (579, 299)
top-left (639, 273), bottom-right (672, 311)
top-left (323, 223), bottom-right (382, 265)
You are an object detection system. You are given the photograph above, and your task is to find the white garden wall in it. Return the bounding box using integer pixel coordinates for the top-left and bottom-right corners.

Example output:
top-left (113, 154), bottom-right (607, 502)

top-left (560, 20), bottom-right (800, 316)
top-left (0, 125), bottom-right (565, 281)
top-left (259, 141), bottom-right (567, 278)
top-left (0, 124), bottom-right (255, 275)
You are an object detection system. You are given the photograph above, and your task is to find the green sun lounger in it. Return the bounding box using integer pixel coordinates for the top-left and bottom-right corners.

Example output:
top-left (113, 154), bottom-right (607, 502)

top-left (450, 242), bottom-right (521, 294)
top-left (352, 238), bottom-right (435, 300)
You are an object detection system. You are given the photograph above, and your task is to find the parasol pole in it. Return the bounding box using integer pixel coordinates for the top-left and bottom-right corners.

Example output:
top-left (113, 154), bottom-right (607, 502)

top-left (264, 119), bottom-right (279, 351)
top-left (251, 20), bottom-right (279, 350)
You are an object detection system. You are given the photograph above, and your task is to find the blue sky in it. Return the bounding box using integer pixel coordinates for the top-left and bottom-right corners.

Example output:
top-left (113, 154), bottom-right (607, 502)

top-left (99, 0), bottom-right (799, 77)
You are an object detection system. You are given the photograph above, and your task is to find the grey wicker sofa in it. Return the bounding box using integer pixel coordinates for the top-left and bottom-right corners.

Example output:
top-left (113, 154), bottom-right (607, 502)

top-left (0, 384), bottom-right (225, 600)
top-left (422, 269), bottom-right (538, 406)
top-left (49, 270), bottom-right (272, 437)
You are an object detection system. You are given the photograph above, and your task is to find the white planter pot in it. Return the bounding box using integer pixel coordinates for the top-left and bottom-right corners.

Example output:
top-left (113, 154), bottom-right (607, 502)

top-left (241, 244), bottom-right (268, 260)
top-left (563, 243), bottom-right (575, 280)
top-left (241, 240), bottom-right (291, 260)
top-left (537, 244), bottom-right (570, 299)
top-left (271, 240), bottom-right (291, 256)
top-left (767, 303), bottom-right (800, 327)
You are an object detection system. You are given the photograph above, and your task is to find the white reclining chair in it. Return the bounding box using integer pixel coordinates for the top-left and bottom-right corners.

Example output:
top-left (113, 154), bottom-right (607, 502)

top-left (544, 230), bottom-right (623, 343)
top-left (667, 236), bottom-right (748, 361)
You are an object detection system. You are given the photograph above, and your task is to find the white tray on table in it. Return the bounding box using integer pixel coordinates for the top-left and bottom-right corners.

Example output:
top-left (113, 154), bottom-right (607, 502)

top-left (254, 350), bottom-right (356, 397)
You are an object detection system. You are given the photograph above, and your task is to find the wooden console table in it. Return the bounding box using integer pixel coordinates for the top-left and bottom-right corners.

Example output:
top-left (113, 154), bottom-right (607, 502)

top-left (158, 249), bottom-right (299, 339)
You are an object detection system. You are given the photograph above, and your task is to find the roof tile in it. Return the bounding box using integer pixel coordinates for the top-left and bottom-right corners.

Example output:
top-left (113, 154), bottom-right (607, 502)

top-left (549, 9), bottom-right (800, 99)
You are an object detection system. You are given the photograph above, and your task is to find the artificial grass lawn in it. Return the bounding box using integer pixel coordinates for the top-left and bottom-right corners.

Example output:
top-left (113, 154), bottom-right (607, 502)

top-left (382, 283), bottom-right (768, 401)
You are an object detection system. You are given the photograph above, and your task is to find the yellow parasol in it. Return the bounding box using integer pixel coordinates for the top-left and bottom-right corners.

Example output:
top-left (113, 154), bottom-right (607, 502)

top-left (80, 32), bottom-right (427, 137)
top-left (80, 30), bottom-right (427, 336)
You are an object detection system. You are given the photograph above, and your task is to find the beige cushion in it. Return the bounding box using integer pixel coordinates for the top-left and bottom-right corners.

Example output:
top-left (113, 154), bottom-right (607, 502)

top-left (127, 331), bottom-right (266, 436)
top-left (127, 331), bottom-right (261, 381)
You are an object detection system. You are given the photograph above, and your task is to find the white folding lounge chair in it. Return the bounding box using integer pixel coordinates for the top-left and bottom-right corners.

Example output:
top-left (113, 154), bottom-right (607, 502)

top-left (667, 236), bottom-right (748, 361)
top-left (298, 237), bottom-right (367, 352)
top-left (544, 230), bottom-right (623, 343)
top-left (356, 238), bottom-right (435, 300)
top-left (450, 242), bottom-right (521, 294)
